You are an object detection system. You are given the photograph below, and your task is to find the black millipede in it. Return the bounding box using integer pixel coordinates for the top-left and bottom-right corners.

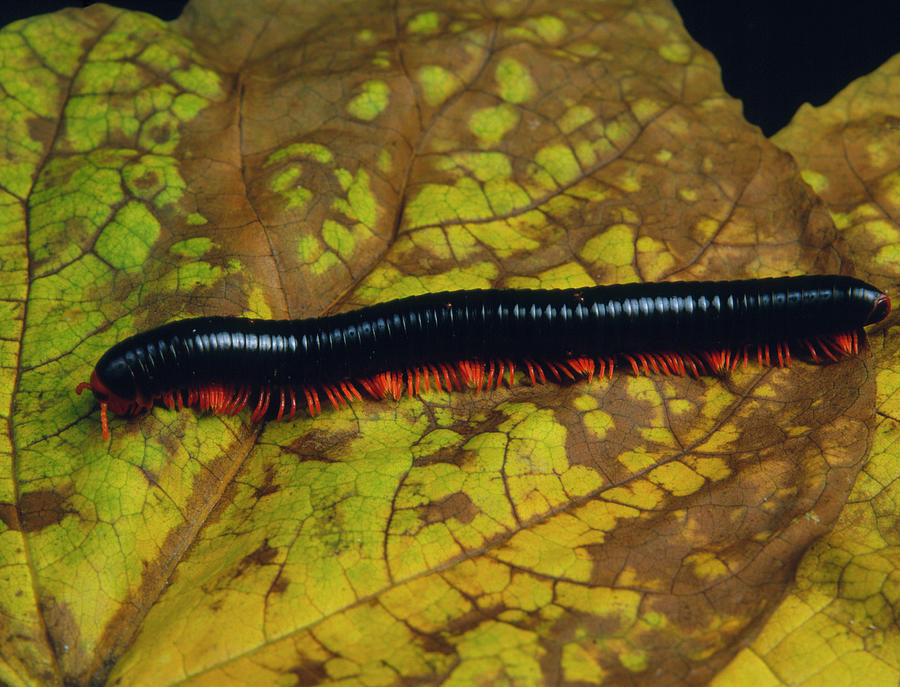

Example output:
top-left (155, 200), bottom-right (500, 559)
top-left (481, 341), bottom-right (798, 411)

top-left (76, 275), bottom-right (891, 440)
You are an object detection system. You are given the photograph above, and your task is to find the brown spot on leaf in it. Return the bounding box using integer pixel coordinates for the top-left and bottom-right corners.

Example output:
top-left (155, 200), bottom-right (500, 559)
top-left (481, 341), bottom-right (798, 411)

top-left (422, 492), bottom-right (478, 525)
top-left (150, 124), bottom-right (171, 144)
top-left (441, 603), bottom-right (505, 640)
top-left (233, 539), bottom-right (279, 579)
top-left (416, 629), bottom-right (456, 657)
top-left (253, 463), bottom-right (280, 498)
top-left (19, 486), bottom-right (75, 533)
top-left (287, 657), bottom-right (329, 686)
top-left (27, 116), bottom-right (57, 150)
top-left (139, 466), bottom-right (159, 487)
top-left (270, 573), bottom-right (290, 595)
top-left (131, 170), bottom-right (160, 190)
top-left (0, 502), bottom-right (21, 531)
top-left (40, 595), bottom-right (90, 678)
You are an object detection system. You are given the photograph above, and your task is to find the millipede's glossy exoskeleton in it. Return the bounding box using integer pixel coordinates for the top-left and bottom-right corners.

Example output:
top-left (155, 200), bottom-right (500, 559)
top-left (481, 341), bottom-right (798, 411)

top-left (77, 275), bottom-right (890, 439)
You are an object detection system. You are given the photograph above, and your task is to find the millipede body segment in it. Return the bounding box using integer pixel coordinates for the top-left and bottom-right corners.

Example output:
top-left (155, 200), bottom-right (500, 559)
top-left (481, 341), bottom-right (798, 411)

top-left (77, 275), bottom-right (890, 439)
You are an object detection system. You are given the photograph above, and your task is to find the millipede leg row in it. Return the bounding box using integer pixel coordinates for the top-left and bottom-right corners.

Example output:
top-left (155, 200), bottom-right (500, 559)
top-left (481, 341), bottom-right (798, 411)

top-left (143, 330), bottom-right (865, 424)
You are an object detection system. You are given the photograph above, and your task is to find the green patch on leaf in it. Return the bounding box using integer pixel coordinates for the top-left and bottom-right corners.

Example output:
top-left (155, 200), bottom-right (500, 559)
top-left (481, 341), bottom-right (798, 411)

top-left (686, 456), bottom-right (731, 481)
top-left (333, 167), bottom-right (377, 228)
top-left (648, 462), bottom-right (706, 497)
top-left (635, 235), bottom-right (675, 279)
top-left (678, 187), bottom-right (698, 202)
top-left (322, 220), bottom-right (355, 258)
top-left (877, 169), bottom-right (900, 206)
top-left (271, 167), bottom-right (312, 210)
top-left (495, 57), bottom-right (536, 104)
top-left (655, 149), bottom-right (674, 164)
top-left (407, 177), bottom-right (493, 226)
top-left (659, 41), bottom-right (692, 64)
top-left (874, 241), bottom-right (900, 269)
top-left (417, 65), bottom-right (463, 106)
top-left (133, 84), bottom-right (175, 119)
top-left (437, 151), bottom-right (511, 180)
top-left (156, 260), bottom-right (226, 294)
top-left (412, 428), bottom-right (464, 458)
top-left (581, 407), bottom-right (613, 441)
top-left (605, 479), bottom-right (664, 511)
top-left (407, 11), bottom-right (440, 34)
top-left (245, 282), bottom-right (274, 319)
top-left (799, 169), bottom-right (830, 194)
top-left (17, 13), bottom-right (93, 75)
top-left (358, 263), bottom-right (498, 302)
top-left (561, 642), bottom-right (608, 683)
top-left (467, 219), bottom-right (540, 257)
top-left (170, 237), bottom-right (213, 257)
top-left (605, 114), bottom-right (642, 146)
top-left (560, 465), bottom-right (604, 499)
top-left (619, 648), bottom-right (649, 672)
top-left (506, 263), bottom-right (595, 289)
top-left (524, 15), bottom-right (568, 43)
top-left (559, 104), bottom-right (595, 134)
top-left (75, 60), bottom-right (143, 95)
top-left (469, 104), bottom-right (519, 146)
top-left (580, 224), bottom-right (636, 267)
top-left (394, 226), bottom-right (456, 261)
top-left (355, 28), bottom-right (376, 44)
top-left (631, 96), bottom-right (665, 124)
top-left (122, 154), bottom-right (187, 208)
top-left (138, 111), bottom-right (181, 154)
top-left (617, 448), bottom-right (659, 473)
top-left (266, 142), bottom-right (334, 166)
top-left (171, 64), bottom-right (225, 100)
top-left (95, 201), bottom-right (161, 270)
top-left (137, 42), bottom-right (182, 71)
top-left (533, 143), bottom-right (581, 187)
top-left (347, 80), bottom-right (390, 121)
top-left (483, 180), bottom-right (532, 215)
top-left (432, 151), bottom-right (532, 216)
top-left (371, 51), bottom-right (391, 68)
top-left (297, 234), bottom-right (324, 264)
top-left (557, 583), bottom-right (642, 625)
top-left (30, 151), bottom-right (130, 271)
top-left (171, 92), bottom-right (211, 121)
top-left (22, 255), bottom-right (114, 368)
top-left (64, 96), bottom-right (137, 152)
top-left (377, 148), bottom-right (392, 172)
top-left (311, 250), bottom-right (340, 275)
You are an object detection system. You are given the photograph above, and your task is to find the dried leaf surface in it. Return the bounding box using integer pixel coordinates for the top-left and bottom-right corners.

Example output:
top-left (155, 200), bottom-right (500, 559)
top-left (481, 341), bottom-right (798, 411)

top-left (0, 2), bottom-right (889, 685)
top-left (711, 54), bottom-right (900, 687)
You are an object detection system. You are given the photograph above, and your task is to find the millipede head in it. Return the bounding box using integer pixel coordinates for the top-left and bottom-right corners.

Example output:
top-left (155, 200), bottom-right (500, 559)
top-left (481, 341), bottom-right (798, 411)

top-left (76, 369), bottom-right (150, 440)
top-left (76, 373), bottom-right (110, 440)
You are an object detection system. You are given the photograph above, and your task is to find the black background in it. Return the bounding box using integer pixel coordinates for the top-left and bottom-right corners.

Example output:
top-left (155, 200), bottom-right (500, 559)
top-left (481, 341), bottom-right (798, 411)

top-left (1, 1), bottom-right (899, 136)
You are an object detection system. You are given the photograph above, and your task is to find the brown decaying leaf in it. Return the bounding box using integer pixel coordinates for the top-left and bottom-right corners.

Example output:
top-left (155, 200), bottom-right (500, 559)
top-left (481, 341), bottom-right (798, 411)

top-left (710, 52), bottom-right (900, 687)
